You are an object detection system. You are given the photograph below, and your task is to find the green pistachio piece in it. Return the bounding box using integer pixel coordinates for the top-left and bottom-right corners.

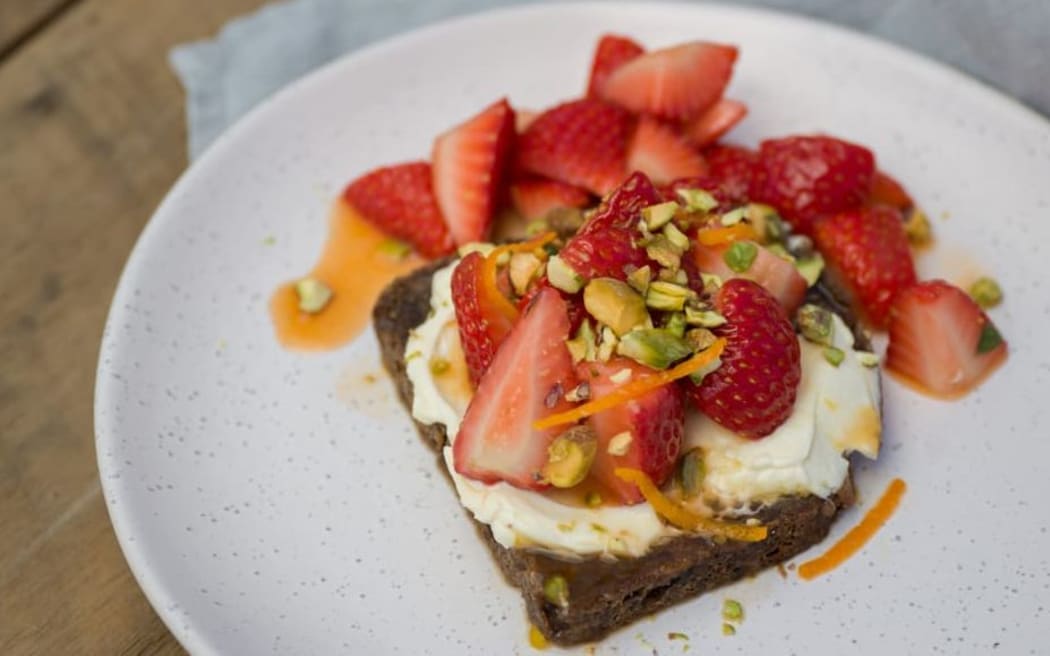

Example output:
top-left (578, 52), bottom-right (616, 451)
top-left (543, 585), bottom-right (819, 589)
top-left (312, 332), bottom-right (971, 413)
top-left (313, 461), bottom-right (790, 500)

top-left (584, 278), bottom-right (649, 336)
top-left (676, 188), bottom-right (719, 212)
top-left (377, 238), bottom-right (412, 260)
top-left (686, 355), bottom-right (722, 385)
top-left (723, 241), bottom-right (758, 273)
top-left (746, 203), bottom-right (786, 243)
top-left (509, 252), bottom-right (543, 296)
top-left (969, 277), bottom-right (1003, 309)
top-left (616, 329), bottom-right (694, 369)
top-left (607, 431), bottom-right (633, 456)
top-left (903, 208), bottom-right (932, 245)
top-left (565, 319), bottom-right (598, 364)
top-left (626, 265), bottom-right (652, 294)
top-left (597, 326), bottom-right (619, 362)
top-left (645, 235), bottom-right (682, 269)
top-left (700, 272), bottom-right (723, 292)
top-left (646, 280), bottom-right (695, 312)
top-left (294, 277), bottom-right (333, 314)
top-left (677, 448), bottom-right (705, 499)
top-left (856, 351), bottom-right (879, 367)
top-left (765, 242), bottom-right (795, 261)
top-left (722, 623), bottom-right (737, 636)
top-left (977, 322), bottom-right (1004, 354)
top-left (547, 254), bottom-right (586, 293)
top-left (642, 201), bottom-right (680, 230)
top-left (719, 207), bottom-right (747, 226)
top-left (823, 346), bottom-right (845, 367)
top-left (796, 304), bottom-right (834, 346)
top-left (663, 312), bottom-right (687, 338)
top-left (685, 306), bottom-right (727, 328)
top-left (663, 222), bottom-right (691, 252)
top-left (685, 327), bottom-right (718, 351)
top-left (542, 425), bottom-right (598, 488)
top-left (794, 252), bottom-right (825, 287)
top-left (543, 574), bottom-right (570, 608)
top-left (722, 599), bottom-right (744, 622)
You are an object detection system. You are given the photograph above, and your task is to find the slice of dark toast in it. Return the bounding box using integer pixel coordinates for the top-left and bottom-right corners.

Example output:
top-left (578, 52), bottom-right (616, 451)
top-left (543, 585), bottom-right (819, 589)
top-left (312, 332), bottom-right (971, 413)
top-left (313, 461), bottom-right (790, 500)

top-left (373, 260), bottom-right (857, 646)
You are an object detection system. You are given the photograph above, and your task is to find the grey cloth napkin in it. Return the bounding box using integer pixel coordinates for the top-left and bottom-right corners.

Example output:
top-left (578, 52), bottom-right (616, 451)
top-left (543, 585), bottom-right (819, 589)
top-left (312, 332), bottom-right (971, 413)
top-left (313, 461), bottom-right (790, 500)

top-left (170, 0), bottom-right (1050, 160)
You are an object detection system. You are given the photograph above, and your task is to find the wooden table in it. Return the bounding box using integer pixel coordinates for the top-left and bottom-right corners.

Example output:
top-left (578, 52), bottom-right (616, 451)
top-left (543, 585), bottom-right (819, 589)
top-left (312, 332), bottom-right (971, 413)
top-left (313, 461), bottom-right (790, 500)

top-left (0, 1), bottom-right (271, 652)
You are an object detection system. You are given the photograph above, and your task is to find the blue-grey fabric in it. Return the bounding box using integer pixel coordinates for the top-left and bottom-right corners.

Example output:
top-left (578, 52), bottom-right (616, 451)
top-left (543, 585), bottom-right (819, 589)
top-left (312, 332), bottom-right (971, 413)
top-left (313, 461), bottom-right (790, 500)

top-left (170, 0), bottom-right (1050, 160)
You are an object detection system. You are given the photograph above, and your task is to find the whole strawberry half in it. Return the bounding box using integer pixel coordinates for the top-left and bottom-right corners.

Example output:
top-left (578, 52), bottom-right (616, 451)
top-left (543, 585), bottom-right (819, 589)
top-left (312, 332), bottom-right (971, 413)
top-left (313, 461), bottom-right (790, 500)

top-left (600, 41), bottom-right (739, 121)
top-left (432, 98), bottom-right (516, 246)
top-left (625, 116), bottom-right (708, 186)
top-left (886, 280), bottom-right (1007, 397)
top-left (342, 161), bottom-right (455, 258)
top-left (751, 135), bottom-right (876, 235)
top-left (509, 176), bottom-right (592, 221)
top-left (559, 226), bottom-right (651, 281)
top-left (586, 34), bottom-right (645, 98)
top-left (517, 98), bottom-right (633, 195)
top-left (812, 205), bottom-right (916, 328)
top-left (691, 241), bottom-right (807, 313)
top-left (580, 170), bottom-right (662, 234)
top-left (580, 358), bottom-right (685, 504)
top-left (701, 143), bottom-right (759, 204)
top-left (690, 279), bottom-right (801, 439)
top-left (683, 98), bottom-right (748, 148)
top-left (453, 287), bottom-right (578, 490)
top-left (451, 251), bottom-right (517, 385)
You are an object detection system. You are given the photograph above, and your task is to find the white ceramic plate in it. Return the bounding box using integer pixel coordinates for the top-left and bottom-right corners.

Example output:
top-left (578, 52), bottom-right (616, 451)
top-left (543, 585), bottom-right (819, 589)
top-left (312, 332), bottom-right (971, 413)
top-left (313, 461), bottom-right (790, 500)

top-left (96, 3), bottom-right (1050, 654)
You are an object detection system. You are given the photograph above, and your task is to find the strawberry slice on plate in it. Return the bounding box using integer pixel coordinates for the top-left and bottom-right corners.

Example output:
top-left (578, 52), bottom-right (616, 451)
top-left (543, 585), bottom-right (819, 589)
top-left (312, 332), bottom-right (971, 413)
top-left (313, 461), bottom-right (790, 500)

top-left (510, 176), bottom-right (591, 221)
top-left (691, 240), bottom-right (807, 313)
top-left (432, 98), bottom-right (516, 245)
top-left (586, 34), bottom-right (644, 98)
top-left (517, 98), bottom-right (633, 195)
top-left (683, 98), bottom-right (748, 148)
top-left (886, 280), bottom-right (1007, 397)
top-left (689, 279), bottom-right (801, 439)
top-left (453, 287), bottom-right (578, 489)
top-left (751, 135), bottom-right (876, 235)
top-left (451, 251), bottom-right (517, 385)
top-left (580, 357), bottom-right (685, 504)
top-left (813, 205), bottom-right (916, 328)
top-left (342, 161), bottom-right (455, 258)
top-left (599, 41), bottom-right (738, 121)
top-left (625, 116), bottom-right (708, 185)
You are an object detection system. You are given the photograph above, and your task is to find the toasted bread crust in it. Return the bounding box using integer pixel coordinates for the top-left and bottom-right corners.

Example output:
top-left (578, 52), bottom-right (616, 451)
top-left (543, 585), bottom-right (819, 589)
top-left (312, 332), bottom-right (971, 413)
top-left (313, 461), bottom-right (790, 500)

top-left (373, 261), bottom-right (855, 645)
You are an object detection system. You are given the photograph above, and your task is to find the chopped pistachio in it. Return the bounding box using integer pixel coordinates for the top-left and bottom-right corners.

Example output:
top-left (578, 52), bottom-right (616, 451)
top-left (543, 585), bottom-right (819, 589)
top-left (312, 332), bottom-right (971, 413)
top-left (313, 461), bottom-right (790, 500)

top-left (564, 382), bottom-right (591, 402)
top-left (687, 356), bottom-right (722, 385)
top-left (294, 277), bottom-right (333, 314)
top-left (597, 326), bottom-right (619, 362)
top-left (766, 242), bottom-right (795, 261)
top-left (746, 203), bottom-right (786, 242)
top-left (700, 272), bottom-right (723, 292)
top-left (616, 328), bottom-right (694, 369)
top-left (646, 235), bottom-right (683, 269)
top-left (565, 319), bottom-right (598, 364)
top-left (720, 207), bottom-right (747, 226)
top-left (607, 431), bottom-right (633, 456)
top-left (428, 357), bottom-right (450, 375)
top-left (796, 304), bottom-right (834, 346)
top-left (722, 599), bottom-right (744, 622)
top-left (677, 448), bottom-right (705, 499)
top-left (646, 280), bottom-right (695, 312)
top-left (609, 367), bottom-right (633, 384)
top-left (668, 632), bottom-right (689, 641)
top-left (676, 188), bottom-right (719, 212)
top-left (457, 242), bottom-right (495, 258)
top-left (262, 234), bottom-right (276, 246)
top-left (685, 327), bottom-right (718, 351)
top-left (584, 491), bottom-right (603, 507)
top-left (671, 268), bottom-right (689, 285)
top-left (794, 253), bottom-right (825, 286)
top-left (723, 241), bottom-right (758, 273)
top-left (642, 201), bottom-right (680, 230)
top-left (584, 278), bottom-right (649, 336)
top-left (663, 311), bottom-right (687, 338)
top-left (722, 623), bottom-right (737, 636)
top-left (377, 237), bottom-right (412, 260)
top-left (524, 219), bottom-right (549, 236)
top-left (547, 254), bottom-right (585, 293)
top-left (663, 222), bottom-right (691, 252)
top-left (543, 574), bottom-right (570, 608)
top-left (542, 426), bottom-right (598, 488)
top-left (903, 208), bottom-right (932, 245)
top-left (823, 346), bottom-right (846, 367)
top-left (969, 277), bottom-right (1003, 309)
top-left (509, 252), bottom-right (543, 296)
top-left (626, 265), bottom-right (653, 294)
top-left (685, 306), bottom-right (727, 328)
top-left (547, 207), bottom-right (586, 235)
top-left (856, 351), bottom-right (879, 367)
top-left (977, 322), bottom-right (1004, 354)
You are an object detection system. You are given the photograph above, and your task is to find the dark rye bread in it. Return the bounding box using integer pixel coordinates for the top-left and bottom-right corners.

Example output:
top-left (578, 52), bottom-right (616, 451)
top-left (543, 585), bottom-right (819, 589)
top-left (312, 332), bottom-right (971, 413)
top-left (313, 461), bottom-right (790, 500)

top-left (373, 261), bottom-right (857, 646)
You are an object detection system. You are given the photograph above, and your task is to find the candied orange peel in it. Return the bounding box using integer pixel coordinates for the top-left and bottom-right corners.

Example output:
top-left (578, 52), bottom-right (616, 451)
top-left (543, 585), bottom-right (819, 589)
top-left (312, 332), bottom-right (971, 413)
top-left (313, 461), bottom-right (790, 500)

top-left (695, 223), bottom-right (759, 246)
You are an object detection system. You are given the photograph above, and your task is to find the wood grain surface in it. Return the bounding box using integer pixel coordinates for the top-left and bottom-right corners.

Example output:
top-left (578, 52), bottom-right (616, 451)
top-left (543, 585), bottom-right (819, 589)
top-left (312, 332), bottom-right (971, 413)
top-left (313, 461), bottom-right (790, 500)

top-left (0, 0), bottom-right (269, 653)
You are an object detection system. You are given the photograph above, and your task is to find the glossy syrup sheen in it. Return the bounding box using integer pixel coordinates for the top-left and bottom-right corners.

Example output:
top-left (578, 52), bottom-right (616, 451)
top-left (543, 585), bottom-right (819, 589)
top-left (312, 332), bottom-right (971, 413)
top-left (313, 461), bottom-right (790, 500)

top-left (270, 201), bottom-right (424, 350)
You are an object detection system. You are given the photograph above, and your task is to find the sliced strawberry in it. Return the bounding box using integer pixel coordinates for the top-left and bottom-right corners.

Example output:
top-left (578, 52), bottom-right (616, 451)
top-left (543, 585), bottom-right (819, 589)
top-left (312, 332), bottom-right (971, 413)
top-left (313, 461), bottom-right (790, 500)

top-left (559, 226), bottom-right (651, 281)
top-left (812, 205), bottom-right (917, 328)
top-left (689, 279), bottom-right (801, 439)
top-left (509, 176), bottom-right (592, 221)
top-left (451, 252), bottom-right (516, 385)
top-left (702, 143), bottom-right (759, 203)
top-left (751, 135), bottom-right (876, 235)
top-left (600, 41), bottom-right (738, 121)
top-left (580, 358), bottom-right (684, 504)
top-left (691, 241), bottom-right (807, 313)
top-left (586, 34), bottom-right (645, 98)
top-left (515, 109), bottom-right (539, 134)
top-left (342, 161), bottom-right (455, 258)
top-left (432, 98), bottom-right (516, 245)
top-left (453, 288), bottom-right (579, 489)
top-left (886, 280), bottom-right (1007, 397)
top-left (625, 116), bottom-right (708, 186)
top-left (867, 170), bottom-right (913, 211)
top-left (517, 98), bottom-right (633, 195)
top-left (683, 98), bottom-right (748, 147)
top-left (580, 170), bottom-right (662, 234)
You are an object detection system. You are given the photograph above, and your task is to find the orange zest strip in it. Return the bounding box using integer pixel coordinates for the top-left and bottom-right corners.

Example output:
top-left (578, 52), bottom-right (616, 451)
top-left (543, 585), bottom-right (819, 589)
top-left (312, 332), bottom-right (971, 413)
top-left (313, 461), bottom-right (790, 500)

top-left (481, 232), bottom-right (558, 323)
top-left (798, 478), bottom-right (907, 580)
top-left (614, 468), bottom-right (768, 542)
top-left (533, 339), bottom-right (726, 430)
top-left (695, 223), bottom-right (759, 246)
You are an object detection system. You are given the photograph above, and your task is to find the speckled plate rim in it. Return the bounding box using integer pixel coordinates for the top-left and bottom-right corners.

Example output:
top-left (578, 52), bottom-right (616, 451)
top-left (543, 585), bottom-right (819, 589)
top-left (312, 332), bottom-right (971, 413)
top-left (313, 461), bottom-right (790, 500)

top-left (95, 3), bottom-right (1050, 654)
